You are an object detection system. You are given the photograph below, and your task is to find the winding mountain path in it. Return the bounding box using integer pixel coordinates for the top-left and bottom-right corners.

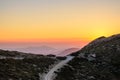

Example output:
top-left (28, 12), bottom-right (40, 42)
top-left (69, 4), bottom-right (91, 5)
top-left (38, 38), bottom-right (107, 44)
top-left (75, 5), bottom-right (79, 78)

top-left (44, 56), bottom-right (74, 80)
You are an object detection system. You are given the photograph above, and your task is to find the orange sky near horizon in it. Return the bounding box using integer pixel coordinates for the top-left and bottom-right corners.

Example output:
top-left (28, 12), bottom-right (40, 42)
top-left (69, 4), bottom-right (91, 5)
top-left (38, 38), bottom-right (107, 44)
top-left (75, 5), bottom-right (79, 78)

top-left (0, 0), bottom-right (120, 46)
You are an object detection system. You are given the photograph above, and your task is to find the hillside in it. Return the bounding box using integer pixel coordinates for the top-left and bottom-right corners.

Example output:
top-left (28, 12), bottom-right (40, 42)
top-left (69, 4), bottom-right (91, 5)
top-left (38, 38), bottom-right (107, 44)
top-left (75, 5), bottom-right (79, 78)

top-left (0, 50), bottom-right (60, 80)
top-left (54, 34), bottom-right (120, 80)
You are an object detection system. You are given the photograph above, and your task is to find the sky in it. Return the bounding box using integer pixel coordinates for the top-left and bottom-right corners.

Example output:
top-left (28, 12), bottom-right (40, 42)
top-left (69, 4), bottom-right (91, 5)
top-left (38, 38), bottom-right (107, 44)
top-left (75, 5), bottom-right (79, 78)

top-left (0, 0), bottom-right (120, 48)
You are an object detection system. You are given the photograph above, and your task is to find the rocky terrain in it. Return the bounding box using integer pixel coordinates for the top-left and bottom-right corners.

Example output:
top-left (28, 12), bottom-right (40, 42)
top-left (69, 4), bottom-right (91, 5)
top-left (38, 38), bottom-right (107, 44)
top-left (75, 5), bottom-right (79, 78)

top-left (0, 50), bottom-right (61, 80)
top-left (54, 34), bottom-right (120, 80)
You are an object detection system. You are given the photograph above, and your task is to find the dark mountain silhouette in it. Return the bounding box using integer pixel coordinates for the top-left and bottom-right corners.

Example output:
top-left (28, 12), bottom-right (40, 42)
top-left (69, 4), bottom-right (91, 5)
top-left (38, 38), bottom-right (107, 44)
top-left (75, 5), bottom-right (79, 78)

top-left (54, 34), bottom-right (120, 80)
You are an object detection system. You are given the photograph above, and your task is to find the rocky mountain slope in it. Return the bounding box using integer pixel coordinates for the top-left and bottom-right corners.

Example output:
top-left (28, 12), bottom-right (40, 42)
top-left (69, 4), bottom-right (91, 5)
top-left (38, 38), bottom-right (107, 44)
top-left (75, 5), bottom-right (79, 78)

top-left (54, 34), bottom-right (120, 80)
top-left (0, 50), bottom-right (60, 80)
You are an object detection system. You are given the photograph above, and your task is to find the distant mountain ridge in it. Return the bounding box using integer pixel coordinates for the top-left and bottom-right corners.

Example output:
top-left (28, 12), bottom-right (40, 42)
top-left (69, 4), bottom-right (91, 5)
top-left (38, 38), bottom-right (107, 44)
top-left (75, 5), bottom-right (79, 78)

top-left (15, 46), bottom-right (57, 55)
top-left (57, 48), bottom-right (80, 56)
top-left (15, 46), bottom-right (80, 56)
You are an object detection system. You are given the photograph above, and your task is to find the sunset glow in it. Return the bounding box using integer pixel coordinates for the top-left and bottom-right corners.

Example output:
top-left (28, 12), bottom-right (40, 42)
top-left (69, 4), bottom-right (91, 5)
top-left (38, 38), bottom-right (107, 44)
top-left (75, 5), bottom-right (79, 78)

top-left (0, 0), bottom-right (120, 47)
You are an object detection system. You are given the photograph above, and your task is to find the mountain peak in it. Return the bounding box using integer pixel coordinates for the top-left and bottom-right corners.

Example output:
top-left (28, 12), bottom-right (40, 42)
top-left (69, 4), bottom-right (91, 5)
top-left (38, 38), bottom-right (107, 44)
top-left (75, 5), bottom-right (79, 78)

top-left (88, 34), bottom-right (120, 46)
